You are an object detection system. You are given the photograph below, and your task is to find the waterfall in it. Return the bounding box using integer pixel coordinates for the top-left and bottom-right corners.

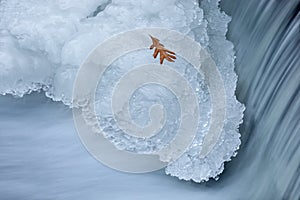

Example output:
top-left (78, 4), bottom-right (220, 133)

top-left (0, 0), bottom-right (299, 199)
top-left (220, 0), bottom-right (300, 199)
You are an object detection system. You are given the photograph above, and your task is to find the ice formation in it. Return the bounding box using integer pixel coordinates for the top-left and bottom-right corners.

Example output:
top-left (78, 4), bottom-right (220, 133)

top-left (0, 0), bottom-right (244, 182)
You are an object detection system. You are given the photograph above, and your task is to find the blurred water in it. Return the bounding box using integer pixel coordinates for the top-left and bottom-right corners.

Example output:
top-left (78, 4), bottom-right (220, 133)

top-left (0, 0), bottom-right (299, 199)
top-left (0, 93), bottom-right (233, 200)
top-left (221, 0), bottom-right (300, 199)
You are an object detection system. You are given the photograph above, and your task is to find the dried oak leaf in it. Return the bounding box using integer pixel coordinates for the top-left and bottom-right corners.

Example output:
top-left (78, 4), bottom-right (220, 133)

top-left (149, 35), bottom-right (176, 64)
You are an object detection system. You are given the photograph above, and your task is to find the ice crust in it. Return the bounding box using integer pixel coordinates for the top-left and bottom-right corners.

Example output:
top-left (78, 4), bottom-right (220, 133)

top-left (0, 0), bottom-right (244, 182)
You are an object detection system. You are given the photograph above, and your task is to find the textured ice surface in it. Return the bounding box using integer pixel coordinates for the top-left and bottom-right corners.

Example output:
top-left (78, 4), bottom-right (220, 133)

top-left (94, 50), bottom-right (211, 154)
top-left (0, 0), bottom-right (203, 104)
top-left (0, 0), bottom-right (244, 182)
top-left (165, 0), bottom-right (245, 182)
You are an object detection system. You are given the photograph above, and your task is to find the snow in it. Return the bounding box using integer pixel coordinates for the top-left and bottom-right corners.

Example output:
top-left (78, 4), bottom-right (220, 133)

top-left (0, 0), bottom-right (244, 182)
top-left (0, 0), bottom-right (203, 104)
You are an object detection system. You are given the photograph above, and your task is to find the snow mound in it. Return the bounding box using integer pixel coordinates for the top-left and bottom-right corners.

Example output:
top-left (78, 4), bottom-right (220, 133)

top-left (0, 0), bottom-right (244, 182)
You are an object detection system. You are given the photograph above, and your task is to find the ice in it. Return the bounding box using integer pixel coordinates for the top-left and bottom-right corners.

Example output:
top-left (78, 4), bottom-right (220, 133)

top-left (0, 93), bottom-right (243, 200)
top-left (0, 0), bottom-right (244, 182)
top-left (0, 0), bottom-right (202, 104)
top-left (165, 0), bottom-right (245, 182)
top-left (0, 30), bottom-right (53, 97)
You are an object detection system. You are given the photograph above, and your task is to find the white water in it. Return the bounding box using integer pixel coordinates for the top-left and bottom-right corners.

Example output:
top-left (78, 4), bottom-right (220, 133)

top-left (1, 0), bottom-right (299, 199)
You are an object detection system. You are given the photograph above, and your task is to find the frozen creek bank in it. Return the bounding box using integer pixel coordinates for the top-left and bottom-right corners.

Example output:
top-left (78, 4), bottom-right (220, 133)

top-left (0, 0), bottom-right (244, 183)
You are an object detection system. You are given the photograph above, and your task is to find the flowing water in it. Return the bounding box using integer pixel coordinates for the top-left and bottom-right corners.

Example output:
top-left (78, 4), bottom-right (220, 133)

top-left (0, 0), bottom-right (299, 199)
top-left (221, 0), bottom-right (300, 198)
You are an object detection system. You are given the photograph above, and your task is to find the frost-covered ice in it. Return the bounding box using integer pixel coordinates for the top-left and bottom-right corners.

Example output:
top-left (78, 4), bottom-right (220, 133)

top-left (165, 0), bottom-right (245, 182)
top-left (0, 0), bottom-right (244, 182)
top-left (0, 0), bottom-right (203, 103)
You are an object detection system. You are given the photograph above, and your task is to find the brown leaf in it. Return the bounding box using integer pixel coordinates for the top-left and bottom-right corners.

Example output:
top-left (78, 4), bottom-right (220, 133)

top-left (149, 35), bottom-right (176, 64)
